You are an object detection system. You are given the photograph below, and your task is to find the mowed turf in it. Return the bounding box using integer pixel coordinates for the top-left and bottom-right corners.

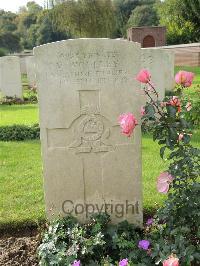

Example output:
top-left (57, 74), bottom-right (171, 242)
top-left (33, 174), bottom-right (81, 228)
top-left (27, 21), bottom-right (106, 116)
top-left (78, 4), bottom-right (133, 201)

top-left (0, 141), bottom-right (44, 229)
top-left (0, 130), bottom-right (199, 228)
top-left (1, 138), bottom-right (166, 228)
top-left (0, 104), bottom-right (39, 126)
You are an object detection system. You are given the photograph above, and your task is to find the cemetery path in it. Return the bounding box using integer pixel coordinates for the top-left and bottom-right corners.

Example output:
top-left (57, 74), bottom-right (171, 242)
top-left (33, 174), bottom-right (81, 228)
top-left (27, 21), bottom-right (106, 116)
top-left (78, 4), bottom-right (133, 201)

top-left (0, 229), bottom-right (39, 265)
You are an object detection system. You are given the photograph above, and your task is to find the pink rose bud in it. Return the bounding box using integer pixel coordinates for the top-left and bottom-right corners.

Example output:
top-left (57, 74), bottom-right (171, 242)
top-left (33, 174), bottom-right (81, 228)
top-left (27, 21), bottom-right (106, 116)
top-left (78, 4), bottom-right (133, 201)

top-left (175, 70), bottom-right (194, 87)
top-left (157, 172), bottom-right (174, 194)
top-left (169, 96), bottom-right (181, 113)
top-left (178, 133), bottom-right (184, 141)
top-left (140, 106), bottom-right (145, 116)
top-left (118, 113), bottom-right (138, 137)
top-left (136, 69), bottom-right (151, 83)
top-left (163, 256), bottom-right (179, 266)
top-left (186, 102), bottom-right (192, 111)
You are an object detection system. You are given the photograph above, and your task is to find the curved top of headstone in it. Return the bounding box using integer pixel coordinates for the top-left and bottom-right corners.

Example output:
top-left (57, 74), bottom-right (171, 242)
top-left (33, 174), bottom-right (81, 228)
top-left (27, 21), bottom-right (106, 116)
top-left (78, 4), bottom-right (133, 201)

top-left (34, 38), bottom-right (140, 50)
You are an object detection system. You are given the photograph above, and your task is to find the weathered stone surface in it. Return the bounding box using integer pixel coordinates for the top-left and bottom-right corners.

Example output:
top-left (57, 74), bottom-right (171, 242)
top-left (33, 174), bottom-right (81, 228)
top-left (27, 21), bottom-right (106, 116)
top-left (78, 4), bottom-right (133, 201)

top-left (34, 39), bottom-right (143, 225)
top-left (142, 48), bottom-right (174, 100)
top-left (0, 56), bottom-right (22, 98)
top-left (20, 57), bottom-right (27, 74)
top-left (26, 56), bottom-right (36, 88)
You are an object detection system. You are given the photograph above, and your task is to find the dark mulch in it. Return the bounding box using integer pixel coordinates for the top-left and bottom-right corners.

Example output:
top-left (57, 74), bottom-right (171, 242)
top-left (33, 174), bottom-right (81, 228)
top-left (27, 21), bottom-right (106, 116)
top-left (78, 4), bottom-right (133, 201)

top-left (0, 228), bottom-right (40, 266)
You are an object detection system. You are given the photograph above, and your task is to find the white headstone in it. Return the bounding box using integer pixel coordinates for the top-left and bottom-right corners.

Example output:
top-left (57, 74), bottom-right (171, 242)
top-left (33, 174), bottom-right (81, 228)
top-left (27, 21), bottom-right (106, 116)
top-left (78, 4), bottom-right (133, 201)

top-left (0, 56), bottom-right (23, 98)
top-left (26, 56), bottom-right (36, 88)
top-left (20, 57), bottom-right (27, 74)
top-left (34, 39), bottom-right (143, 225)
top-left (142, 48), bottom-right (174, 100)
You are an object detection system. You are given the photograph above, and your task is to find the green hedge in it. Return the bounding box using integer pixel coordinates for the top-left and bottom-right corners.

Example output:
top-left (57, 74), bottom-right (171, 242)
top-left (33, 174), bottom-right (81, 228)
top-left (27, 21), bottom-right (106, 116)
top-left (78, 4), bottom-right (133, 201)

top-left (0, 124), bottom-right (40, 141)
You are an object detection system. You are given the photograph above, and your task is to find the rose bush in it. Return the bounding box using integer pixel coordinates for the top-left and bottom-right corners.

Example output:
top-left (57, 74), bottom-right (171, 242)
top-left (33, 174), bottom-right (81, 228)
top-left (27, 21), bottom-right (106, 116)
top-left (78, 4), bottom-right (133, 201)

top-left (125, 69), bottom-right (200, 265)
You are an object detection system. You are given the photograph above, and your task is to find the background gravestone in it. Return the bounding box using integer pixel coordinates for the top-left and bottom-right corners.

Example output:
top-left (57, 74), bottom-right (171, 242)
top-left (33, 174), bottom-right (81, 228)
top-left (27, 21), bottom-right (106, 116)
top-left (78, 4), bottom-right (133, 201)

top-left (34, 39), bottom-right (143, 225)
top-left (141, 48), bottom-right (174, 101)
top-left (0, 56), bottom-right (22, 98)
top-left (26, 56), bottom-right (36, 88)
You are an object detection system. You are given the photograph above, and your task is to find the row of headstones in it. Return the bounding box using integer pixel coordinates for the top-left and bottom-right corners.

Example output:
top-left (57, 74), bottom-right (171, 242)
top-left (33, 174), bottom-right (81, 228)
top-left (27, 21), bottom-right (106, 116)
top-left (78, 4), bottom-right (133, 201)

top-left (0, 43), bottom-right (174, 101)
top-left (0, 55), bottom-right (36, 99)
top-left (33, 39), bottom-right (174, 225)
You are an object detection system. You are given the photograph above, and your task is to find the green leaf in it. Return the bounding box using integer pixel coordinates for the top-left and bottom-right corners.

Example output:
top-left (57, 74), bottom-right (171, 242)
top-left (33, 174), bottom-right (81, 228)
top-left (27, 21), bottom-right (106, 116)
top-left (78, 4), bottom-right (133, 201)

top-left (160, 146), bottom-right (166, 159)
top-left (166, 105), bottom-right (177, 117)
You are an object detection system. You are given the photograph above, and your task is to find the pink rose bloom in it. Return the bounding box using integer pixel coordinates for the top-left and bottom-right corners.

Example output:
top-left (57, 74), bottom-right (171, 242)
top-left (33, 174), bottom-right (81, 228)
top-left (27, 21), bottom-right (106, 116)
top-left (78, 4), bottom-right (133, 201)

top-left (119, 258), bottom-right (128, 266)
top-left (175, 70), bottom-right (194, 87)
top-left (157, 172), bottom-right (174, 194)
top-left (136, 69), bottom-right (151, 83)
top-left (163, 256), bottom-right (179, 266)
top-left (178, 133), bottom-right (184, 141)
top-left (140, 106), bottom-right (145, 116)
top-left (169, 96), bottom-right (181, 113)
top-left (72, 260), bottom-right (80, 266)
top-left (118, 113), bottom-right (138, 137)
top-left (186, 102), bottom-right (192, 111)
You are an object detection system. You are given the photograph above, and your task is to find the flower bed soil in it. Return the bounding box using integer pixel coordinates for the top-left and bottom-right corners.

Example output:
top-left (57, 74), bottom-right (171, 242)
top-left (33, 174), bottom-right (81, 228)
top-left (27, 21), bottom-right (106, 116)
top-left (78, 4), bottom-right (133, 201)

top-left (0, 228), bottom-right (40, 266)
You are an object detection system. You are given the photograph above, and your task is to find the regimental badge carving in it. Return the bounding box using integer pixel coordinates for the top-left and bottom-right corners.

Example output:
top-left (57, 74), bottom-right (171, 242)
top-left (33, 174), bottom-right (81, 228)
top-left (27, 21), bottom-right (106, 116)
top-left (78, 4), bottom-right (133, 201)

top-left (69, 105), bottom-right (113, 153)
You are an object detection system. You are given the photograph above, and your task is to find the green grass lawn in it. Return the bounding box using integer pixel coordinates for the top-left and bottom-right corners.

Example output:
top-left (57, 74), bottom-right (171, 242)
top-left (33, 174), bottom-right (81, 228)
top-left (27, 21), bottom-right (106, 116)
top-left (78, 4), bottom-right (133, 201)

top-left (0, 140), bottom-right (44, 229)
top-left (0, 130), bottom-right (199, 229)
top-left (1, 138), bottom-right (165, 228)
top-left (0, 66), bottom-right (199, 229)
top-left (0, 104), bottom-right (39, 126)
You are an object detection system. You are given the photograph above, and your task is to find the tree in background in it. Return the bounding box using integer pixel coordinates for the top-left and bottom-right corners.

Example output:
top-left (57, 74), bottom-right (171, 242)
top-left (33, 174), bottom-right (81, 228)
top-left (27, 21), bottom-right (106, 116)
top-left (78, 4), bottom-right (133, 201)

top-left (181, 0), bottom-right (200, 41)
top-left (51, 0), bottom-right (116, 38)
top-left (0, 10), bottom-right (17, 33)
top-left (0, 32), bottom-right (21, 52)
top-left (127, 4), bottom-right (159, 28)
top-left (36, 10), bottom-right (70, 45)
top-left (0, 10), bottom-right (21, 53)
top-left (16, 1), bottom-right (43, 49)
top-left (113, 0), bottom-right (140, 37)
top-left (0, 0), bottom-right (199, 51)
top-left (157, 0), bottom-right (200, 44)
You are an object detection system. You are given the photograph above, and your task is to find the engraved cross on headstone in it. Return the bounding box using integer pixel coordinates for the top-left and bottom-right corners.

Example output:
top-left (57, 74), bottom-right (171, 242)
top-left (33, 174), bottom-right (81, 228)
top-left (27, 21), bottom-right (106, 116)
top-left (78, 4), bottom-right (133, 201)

top-left (47, 89), bottom-right (114, 217)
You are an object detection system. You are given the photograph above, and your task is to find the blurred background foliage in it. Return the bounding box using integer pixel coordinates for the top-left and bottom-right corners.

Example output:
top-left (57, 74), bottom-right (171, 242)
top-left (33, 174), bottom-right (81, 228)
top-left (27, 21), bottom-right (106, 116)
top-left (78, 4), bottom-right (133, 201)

top-left (0, 0), bottom-right (199, 53)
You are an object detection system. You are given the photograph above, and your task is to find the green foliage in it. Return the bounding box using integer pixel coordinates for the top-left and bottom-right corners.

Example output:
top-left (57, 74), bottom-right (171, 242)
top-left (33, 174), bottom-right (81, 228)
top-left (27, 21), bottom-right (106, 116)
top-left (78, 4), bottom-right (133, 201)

top-left (0, 47), bottom-right (8, 57)
top-left (141, 76), bottom-right (200, 265)
top-left (156, 0), bottom-right (200, 44)
top-left (0, 124), bottom-right (39, 141)
top-left (0, 32), bottom-right (21, 52)
top-left (51, 0), bottom-right (116, 38)
top-left (36, 11), bottom-right (70, 46)
top-left (38, 213), bottom-right (153, 265)
top-left (0, 93), bottom-right (38, 105)
top-left (149, 183), bottom-right (200, 265)
top-left (180, 0), bottom-right (200, 39)
top-left (0, 10), bottom-right (17, 33)
top-left (114, 0), bottom-right (157, 37)
top-left (0, 0), bottom-right (199, 49)
top-left (127, 4), bottom-right (159, 28)
top-left (183, 90), bottom-right (200, 128)
top-left (113, 0), bottom-right (141, 37)
top-left (16, 1), bottom-right (43, 49)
